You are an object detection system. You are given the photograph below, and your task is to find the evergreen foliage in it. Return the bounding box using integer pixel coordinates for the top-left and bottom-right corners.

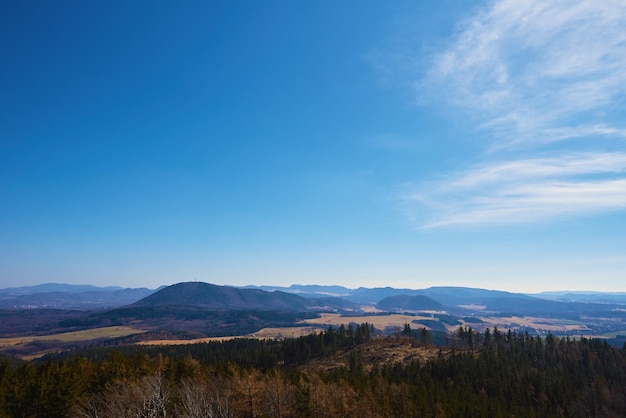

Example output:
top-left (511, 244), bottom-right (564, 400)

top-left (0, 325), bottom-right (624, 417)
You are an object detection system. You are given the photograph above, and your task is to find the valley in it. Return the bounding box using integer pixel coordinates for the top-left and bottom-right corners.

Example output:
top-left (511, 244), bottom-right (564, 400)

top-left (0, 282), bottom-right (624, 416)
top-left (0, 281), bottom-right (624, 360)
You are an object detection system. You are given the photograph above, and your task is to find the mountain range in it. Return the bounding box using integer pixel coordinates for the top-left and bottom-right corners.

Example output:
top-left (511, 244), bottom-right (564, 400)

top-left (130, 281), bottom-right (356, 311)
top-left (1, 281), bottom-right (625, 355)
top-left (2, 282), bottom-right (625, 316)
top-left (0, 283), bottom-right (158, 309)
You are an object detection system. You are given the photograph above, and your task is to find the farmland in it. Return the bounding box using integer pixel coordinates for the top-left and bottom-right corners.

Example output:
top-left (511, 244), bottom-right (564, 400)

top-left (0, 326), bottom-right (145, 359)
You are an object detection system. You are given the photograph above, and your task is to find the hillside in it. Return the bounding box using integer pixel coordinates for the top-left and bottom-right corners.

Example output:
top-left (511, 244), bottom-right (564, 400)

top-left (3, 282), bottom-right (625, 317)
top-left (1, 282), bottom-right (625, 352)
top-left (132, 282), bottom-right (318, 311)
top-left (376, 294), bottom-right (442, 311)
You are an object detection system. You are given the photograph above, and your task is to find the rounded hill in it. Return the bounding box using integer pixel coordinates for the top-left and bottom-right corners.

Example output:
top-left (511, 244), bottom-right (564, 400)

top-left (131, 282), bottom-right (309, 311)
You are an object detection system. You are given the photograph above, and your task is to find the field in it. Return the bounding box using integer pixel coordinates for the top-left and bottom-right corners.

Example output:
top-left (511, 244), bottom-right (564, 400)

top-left (0, 326), bottom-right (145, 346)
top-left (138, 313), bottom-right (442, 346)
top-left (138, 314), bottom-right (431, 346)
top-left (304, 313), bottom-right (436, 330)
top-left (474, 315), bottom-right (591, 333)
top-left (136, 312), bottom-right (603, 347)
top-left (0, 326), bottom-right (145, 359)
top-left (138, 326), bottom-right (324, 346)
top-left (306, 313), bottom-right (603, 335)
top-left (0, 311), bottom-right (617, 355)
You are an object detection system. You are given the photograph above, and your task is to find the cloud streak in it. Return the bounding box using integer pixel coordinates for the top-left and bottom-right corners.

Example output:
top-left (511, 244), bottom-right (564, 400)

top-left (404, 0), bottom-right (626, 228)
top-left (424, 0), bottom-right (626, 146)
top-left (406, 153), bottom-right (626, 228)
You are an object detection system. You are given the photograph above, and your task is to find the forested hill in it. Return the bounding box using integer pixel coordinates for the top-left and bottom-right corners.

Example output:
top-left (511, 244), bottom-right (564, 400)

top-left (376, 294), bottom-right (442, 311)
top-left (130, 281), bottom-right (353, 311)
top-left (1, 325), bottom-right (625, 417)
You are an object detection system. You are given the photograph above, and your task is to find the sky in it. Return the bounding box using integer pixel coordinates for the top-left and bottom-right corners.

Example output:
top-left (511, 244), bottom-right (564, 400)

top-left (1, 1), bottom-right (625, 293)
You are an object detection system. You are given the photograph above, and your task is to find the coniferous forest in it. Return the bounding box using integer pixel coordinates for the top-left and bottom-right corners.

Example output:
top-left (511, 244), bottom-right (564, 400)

top-left (0, 324), bottom-right (625, 417)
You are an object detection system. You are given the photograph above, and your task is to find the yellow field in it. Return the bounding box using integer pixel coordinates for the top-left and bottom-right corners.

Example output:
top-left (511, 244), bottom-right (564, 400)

top-left (140, 314), bottom-right (446, 346)
top-left (303, 313), bottom-right (435, 330)
top-left (477, 316), bottom-right (589, 332)
top-left (137, 316), bottom-right (434, 347)
top-left (0, 326), bottom-right (145, 348)
top-left (139, 326), bottom-right (324, 346)
top-left (303, 313), bottom-right (591, 334)
top-left (131, 313), bottom-right (598, 347)
top-left (138, 336), bottom-right (237, 346)
top-left (249, 325), bottom-right (323, 338)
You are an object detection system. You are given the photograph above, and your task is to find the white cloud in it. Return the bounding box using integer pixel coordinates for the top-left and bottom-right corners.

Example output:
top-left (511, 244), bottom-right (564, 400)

top-left (404, 0), bottom-right (626, 228)
top-left (407, 153), bottom-right (626, 228)
top-left (424, 0), bottom-right (626, 146)
top-left (448, 153), bottom-right (626, 188)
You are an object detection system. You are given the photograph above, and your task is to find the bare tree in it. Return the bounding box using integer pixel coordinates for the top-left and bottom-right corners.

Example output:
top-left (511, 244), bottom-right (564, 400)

top-left (136, 373), bottom-right (168, 418)
top-left (73, 373), bottom-right (169, 418)
top-left (177, 378), bottom-right (214, 418)
top-left (176, 376), bottom-right (235, 418)
top-left (257, 374), bottom-right (295, 418)
top-left (73, 381), bottom-right (137, 418)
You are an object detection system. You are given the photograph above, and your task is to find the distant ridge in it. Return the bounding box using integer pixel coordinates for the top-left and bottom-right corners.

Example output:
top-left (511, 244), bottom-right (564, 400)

top-left (132, 282), bottom-right (321, 311)
top-left (532, 291), bottom-right (626, 304)
top-left (346, 287), bottom-right (427, 304)
top-left (377, 294), bottom-right (443, 311)
top-left (0, 283), bottom-right (125, 295)
top-left (124, 283), bottom-right (626, 317)
top-left (244, 284), bottom-right (352, 298)
top-left (414, 286), bottom-right (533, 306)
top-left (1, 282), bottom-right (624, 313)
top-left (0, 283), bottom-right (157, 309)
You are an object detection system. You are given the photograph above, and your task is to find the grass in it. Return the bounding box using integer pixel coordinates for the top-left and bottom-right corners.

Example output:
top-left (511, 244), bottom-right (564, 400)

top-left (132, 313), bottom-right (608, 346)
top-left (138, 336), bottom-right (237, 346)
top-left (476, 316), bottom-right (589, 332)
top-left (303, 313), bottom-right (436, 330)
top-left (0, 326), bottom-right (145, 347)
top-left (138, 326), bottom-right (326, 346)
top-left (137, 314), bottom-right (443, 347)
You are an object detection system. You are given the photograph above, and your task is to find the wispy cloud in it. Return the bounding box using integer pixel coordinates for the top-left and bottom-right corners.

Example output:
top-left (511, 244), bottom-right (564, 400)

top-left (423, 0), bottom-right (626, 146)
top-left (403, 0), bottom-right (626, 228)
top-left (406, 153), bottom-right (626, 228)
top-left (447, 153), bottom-right (626, 189)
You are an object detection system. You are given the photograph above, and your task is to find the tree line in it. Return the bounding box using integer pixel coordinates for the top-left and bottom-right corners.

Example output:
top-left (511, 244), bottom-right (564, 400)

top-left (0, 323), bottom-right (624, 417)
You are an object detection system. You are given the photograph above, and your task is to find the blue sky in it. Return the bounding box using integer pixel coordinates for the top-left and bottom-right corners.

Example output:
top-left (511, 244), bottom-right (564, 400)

top-left (1, 1), bottom-right (625, 292)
